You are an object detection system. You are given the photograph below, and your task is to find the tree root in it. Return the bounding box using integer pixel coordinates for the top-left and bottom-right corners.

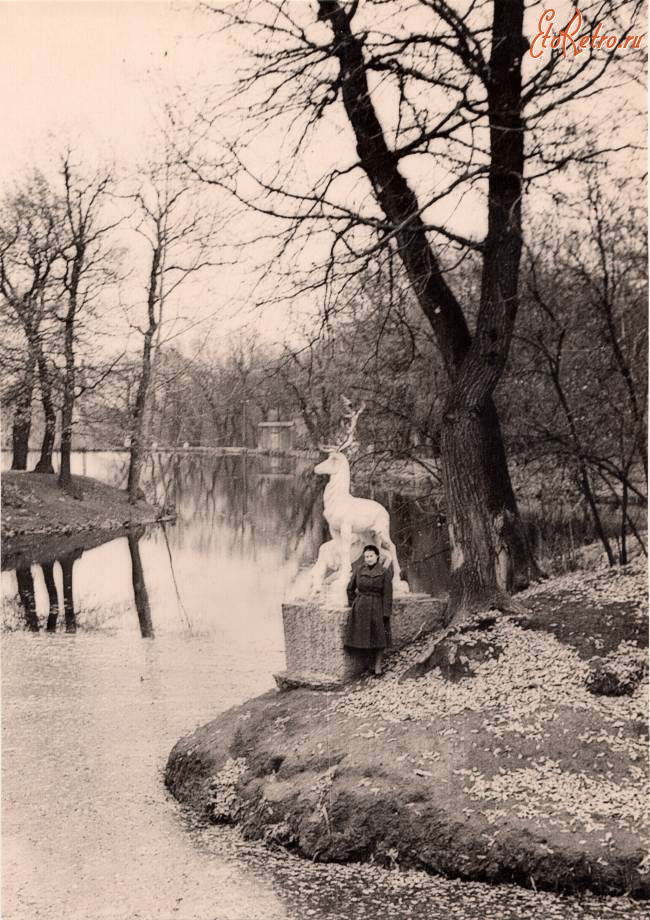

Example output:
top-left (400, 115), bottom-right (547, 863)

top-left (402, 590), bottom-right (530, 681)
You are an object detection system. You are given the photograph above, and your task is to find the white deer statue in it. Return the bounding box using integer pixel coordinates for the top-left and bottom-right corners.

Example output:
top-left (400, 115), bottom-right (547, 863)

top-left (309, 400), bottom-right (410, 605)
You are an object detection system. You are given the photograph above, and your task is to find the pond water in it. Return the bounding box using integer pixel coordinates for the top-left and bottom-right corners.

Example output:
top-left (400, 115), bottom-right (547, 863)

top-left (2, 450), bottom-right (450, 638)
top-left (1, 452), bottom-right (641, 919)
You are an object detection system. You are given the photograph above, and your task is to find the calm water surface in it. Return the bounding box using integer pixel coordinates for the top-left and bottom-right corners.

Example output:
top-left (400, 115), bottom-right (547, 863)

top-left (1, 452), bottom-right (641, 919)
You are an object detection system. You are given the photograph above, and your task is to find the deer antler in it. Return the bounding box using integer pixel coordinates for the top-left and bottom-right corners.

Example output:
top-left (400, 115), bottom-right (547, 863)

top-left (337, 397), bottom-right (365, 452)
top-left (318, 397), bottom-right (366, 453)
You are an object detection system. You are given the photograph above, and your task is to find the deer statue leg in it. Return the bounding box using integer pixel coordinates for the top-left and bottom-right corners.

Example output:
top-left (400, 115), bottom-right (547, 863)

top-left (340, 522), bottom-right (353, 578)
top-left (376, 529), bottom-right (410, 595)
top-left (328, 522), bottom-right (352, 607)
top-left (310, 539), bottom-right (338, 595)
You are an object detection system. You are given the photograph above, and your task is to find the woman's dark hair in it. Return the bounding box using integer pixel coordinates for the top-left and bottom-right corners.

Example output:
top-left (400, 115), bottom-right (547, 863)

top-left (363, 544), bottom-right (380, 555)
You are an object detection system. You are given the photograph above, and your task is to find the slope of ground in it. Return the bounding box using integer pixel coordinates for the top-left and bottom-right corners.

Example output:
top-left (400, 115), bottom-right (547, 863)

top-left (166, 557), bottom-right (648, 898)
top-left (2, 471), bottom-right (166, 562)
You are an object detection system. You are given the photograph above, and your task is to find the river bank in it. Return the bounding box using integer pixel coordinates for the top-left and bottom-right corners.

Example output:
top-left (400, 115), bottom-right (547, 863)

top-left (166, 556), bottom-right (649, 899)
top-left (1, 471), bottom-right (168, 561)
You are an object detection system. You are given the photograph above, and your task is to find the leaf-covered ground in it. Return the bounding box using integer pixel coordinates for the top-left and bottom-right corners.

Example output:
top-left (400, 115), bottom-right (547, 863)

top-left (167, 556), bottom-right (649, 898)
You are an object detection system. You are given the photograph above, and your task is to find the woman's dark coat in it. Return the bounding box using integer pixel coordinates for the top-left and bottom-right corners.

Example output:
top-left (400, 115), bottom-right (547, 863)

top-left (345, 562), bottom-right (393, 650)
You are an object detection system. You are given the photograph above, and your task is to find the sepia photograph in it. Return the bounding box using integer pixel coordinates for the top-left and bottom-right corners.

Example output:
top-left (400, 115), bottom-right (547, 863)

top-left (0, 1), bottom-right (647, 918)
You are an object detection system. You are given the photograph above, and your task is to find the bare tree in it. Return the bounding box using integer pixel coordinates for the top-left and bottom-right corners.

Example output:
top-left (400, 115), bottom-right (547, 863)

top-left (0, 173), bottom-right (62, 473)
top-left (2, 348), bottom-right (37, 471)
top-left (126, 158), bottom-right (224, 502)
top-left (187, 0), bottom-right (644, 623)
top-left (516, 176), bottom-right (647, 564)
top-left (56, 153), bottom-right (118, 492)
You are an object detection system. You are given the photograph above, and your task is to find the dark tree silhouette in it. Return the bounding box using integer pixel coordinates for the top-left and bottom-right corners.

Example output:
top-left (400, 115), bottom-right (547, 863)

top-left (59, 549), bottom-right (82, 633)
top-left (0, 173), bottom-right (62, 473)
top-left (16, 566), bottom-right (39, 631)
top-left (191, 0), bottom-right (643, 623)
top-left (42, 561), bottom-right (60, 632)
top-left (127, 530), bottom-right (154, 638)
top-left (57, 154), bottom-right (117, 492)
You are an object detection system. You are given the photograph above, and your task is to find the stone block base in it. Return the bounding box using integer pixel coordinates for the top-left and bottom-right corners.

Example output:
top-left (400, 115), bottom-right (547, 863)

top-left (273, 670), bottom-right (353, 691)
top-left (274, 594), bottom-right (446, 690)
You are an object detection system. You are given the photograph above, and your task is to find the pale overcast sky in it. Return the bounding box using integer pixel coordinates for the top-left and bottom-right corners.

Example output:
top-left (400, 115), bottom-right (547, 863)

top-left (1, 2), bottom-right (218, 183)
top-left (0, 1), bottom-right (290, 351)
top-left (1, 1), bottom-right (644, 355)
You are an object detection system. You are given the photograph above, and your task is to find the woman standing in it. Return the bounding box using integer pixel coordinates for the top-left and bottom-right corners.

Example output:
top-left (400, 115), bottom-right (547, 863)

top-left (345, 544), bottom-right (393, 676)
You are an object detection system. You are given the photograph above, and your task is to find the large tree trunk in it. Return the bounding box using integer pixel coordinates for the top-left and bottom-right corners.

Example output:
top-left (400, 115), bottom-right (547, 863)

top-left (34, 411), bottom-right (57, 473)
top-left (441, 405), bottom-right (531, 621)
top-left (437, 0), bottom-right (530, 623)
top-left (58, 309), bottom-right (76, 491)
top-left (32, 345), bottom-right (57, 474)
top-left (11, 354), bottom-right (36, 470)
top-left (127, 362), bottom-right (151, 503)
top-left (319, 0), bottom-right (539, 620)
top-left (127, 246), bottom-right (161, 503)
top-left (58, 399), bottom-right (74, 488)
top-left (479, 401), bottom-right (543, 589)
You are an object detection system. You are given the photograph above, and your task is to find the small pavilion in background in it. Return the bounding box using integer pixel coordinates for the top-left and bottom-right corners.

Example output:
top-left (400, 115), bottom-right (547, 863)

top-left (256, 419), bottom-right (295, 451)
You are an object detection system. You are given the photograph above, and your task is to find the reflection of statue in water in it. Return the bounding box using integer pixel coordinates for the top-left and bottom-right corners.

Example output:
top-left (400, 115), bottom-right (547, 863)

top-left (310, 400), bottom-right (410, 605)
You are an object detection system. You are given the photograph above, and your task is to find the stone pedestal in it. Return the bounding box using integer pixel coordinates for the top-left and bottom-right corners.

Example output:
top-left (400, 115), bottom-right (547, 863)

top-left (274, 594), bottom-right (447, 690)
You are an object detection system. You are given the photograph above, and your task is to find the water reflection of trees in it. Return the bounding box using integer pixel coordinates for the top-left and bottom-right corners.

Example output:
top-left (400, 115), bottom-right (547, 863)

top-left (15, 566), bottom-right (39, 631)
top-left (131, 449), bottom-right (605, 577)
top-left (9, 530), bottom-right (156, 637)
top-left (42, 561), bottom-right (59, 632)
top-left (140, 452), bottom-right (324, 564)
top-left (11, 549), bottom-right (82, 634)
top-left (6, 452), bottom-right (456, 635)
top-left (60, 549), bottom-right (82, 633)
top-left (136, 450), bottom-right (450, 595)
top-left (127, 529), bottom-right (154, 638)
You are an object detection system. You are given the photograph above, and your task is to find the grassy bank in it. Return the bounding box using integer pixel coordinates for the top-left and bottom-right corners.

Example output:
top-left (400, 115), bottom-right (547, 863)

top-left (166, 557), bottom-right (648, 898)
top-left (1, 471), bottom-right (166, 550)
